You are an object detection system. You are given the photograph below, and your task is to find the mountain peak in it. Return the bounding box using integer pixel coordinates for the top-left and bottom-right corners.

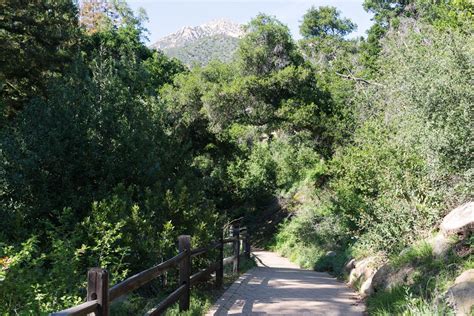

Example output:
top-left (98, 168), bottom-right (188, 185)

top-left (202, 19), bottom-right (244, 38)
top-left (151, 19), bottom-right (243, 50)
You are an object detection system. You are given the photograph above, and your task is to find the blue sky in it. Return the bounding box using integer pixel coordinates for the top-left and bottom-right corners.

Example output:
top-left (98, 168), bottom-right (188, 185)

top-left (127, 0), bottom-right (374, 44)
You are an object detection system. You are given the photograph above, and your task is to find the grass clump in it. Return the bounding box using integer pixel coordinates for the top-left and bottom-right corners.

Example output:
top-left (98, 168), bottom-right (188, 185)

top-left (367, 286), bottom-right (454, 316)
top-left (390, 242), bottom-right (434, 269)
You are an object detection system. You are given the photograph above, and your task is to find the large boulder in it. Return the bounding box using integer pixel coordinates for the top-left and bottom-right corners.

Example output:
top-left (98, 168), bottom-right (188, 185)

top-left (360, 274), bottom-right (375, 296)
top-left (349, 257), bottom-right (378, 296)
top-left (372, 263), bottom-right (416, 292)
top-left (440, 202), bottom-right (474, 236)
top-left (343, 258), bottom-right (356, 274)
top-left (447, 269), bottom-right (474, 316)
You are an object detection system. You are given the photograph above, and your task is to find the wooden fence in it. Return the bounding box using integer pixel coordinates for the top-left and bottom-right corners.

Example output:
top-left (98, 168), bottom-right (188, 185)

top-left (51, 225), bottom-right (250, 316)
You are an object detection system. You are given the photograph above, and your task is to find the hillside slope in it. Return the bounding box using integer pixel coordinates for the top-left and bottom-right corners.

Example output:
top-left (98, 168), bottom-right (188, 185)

top-left (151, 19), bottom-right (242, 66)
top-left (162, 34), bottom-right (240, 66)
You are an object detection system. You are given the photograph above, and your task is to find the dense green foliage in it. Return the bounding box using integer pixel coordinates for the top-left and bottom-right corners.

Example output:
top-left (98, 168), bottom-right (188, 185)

top-left (300, 6), bottom-right (356, 38)
top-left (360, 0), bottom-right (473, 72)
top-left (0, 0), bottom-right (80, 117)
top-left (0, 0), bottom-right (472, 314)
top-left (275, 2), bottom-right (472, 265)
top-left (273, 2), bottom-right (473, 314)
top-left (1, 2), bottom-right (216, 314)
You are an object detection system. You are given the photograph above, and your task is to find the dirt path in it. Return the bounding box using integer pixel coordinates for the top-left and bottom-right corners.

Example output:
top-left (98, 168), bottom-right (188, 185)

top-left (206, 251), bottom-right (364, 316)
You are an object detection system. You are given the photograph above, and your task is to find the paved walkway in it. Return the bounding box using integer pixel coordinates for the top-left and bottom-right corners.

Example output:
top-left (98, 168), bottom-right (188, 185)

top-left (206, 251), bottom-right (364, 316)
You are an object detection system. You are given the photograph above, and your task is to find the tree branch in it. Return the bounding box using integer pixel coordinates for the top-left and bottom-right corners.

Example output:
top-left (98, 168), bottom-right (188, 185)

top-left (335, 72), bottom-right (384, 87)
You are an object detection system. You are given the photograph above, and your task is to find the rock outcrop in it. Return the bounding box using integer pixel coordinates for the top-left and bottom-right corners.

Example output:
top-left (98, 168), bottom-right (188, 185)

top-left (348, 257), bottom-right (377, 296)
top-left (371, 263), bottom-right (416, 292)
top-left (344, 202), bottom-right (473, 304)
top-left (359, 274), bottom-right (375, 296)
top-left (344, 258), bottom-right (356, 274)
top-left (447, 269), bottom-right (474, 316)
top-left (151, 19), bottom-right (243, 50)
top-left (440, 202), bottom-right (474, 236)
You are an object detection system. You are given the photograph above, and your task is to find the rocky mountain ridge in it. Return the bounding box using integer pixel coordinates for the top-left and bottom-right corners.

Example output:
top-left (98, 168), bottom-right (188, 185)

top-left (151, 19), bottom-right (243, 50)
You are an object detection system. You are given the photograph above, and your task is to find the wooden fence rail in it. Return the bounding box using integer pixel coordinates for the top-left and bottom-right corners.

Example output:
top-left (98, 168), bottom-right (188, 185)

top-left (51, 224), bottom-right (250, 316)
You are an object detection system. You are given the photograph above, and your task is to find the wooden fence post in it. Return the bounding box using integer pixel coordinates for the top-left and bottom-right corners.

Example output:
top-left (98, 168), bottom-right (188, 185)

top-left (87, 268), bottom-right (109, 316)
top-left (178, 235), bottom-right (191, 312)
top-left (232, 225), bottom-right (240, 274)
top-left (216, 230), bottom-right (224, 288)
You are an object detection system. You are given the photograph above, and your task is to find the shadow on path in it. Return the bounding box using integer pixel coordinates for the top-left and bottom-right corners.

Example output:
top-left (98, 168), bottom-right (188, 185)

top-left (207, 251), bottom-right (364, 316)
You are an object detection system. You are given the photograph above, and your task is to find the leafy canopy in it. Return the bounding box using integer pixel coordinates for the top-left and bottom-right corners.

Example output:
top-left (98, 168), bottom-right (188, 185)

top-left (300, 6), bottom-right (357, 38)
top-left (0, 0), bottom-right (79, 117)
top-left (237, 14), bottom-right (303, 76)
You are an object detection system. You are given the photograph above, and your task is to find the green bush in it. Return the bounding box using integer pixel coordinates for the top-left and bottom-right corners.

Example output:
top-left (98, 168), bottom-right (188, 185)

top-left (0, 11), bottom-right (220, 313)
top-left (275, 21), bottom-right (473, 269)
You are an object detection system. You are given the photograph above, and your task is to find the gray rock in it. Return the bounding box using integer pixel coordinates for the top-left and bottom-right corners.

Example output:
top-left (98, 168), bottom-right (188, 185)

top-left (371, 264), bottom-right (391, 292)
top-left (447, 269), bottom-right (474, 316)
top-left (372, 263), bottom-right (416, 292)
top-left (326, 251), bottom-right (337, 257)
top-left (349, 257), bottom-right (378, 296)
top-left (427, 232), bottom-right (455, 258)
top-left (344, 258), bottom-right (356, 274)
top-left (440, 202), bottom-right (474, 236)
top-left (360, 274), bottom-right (375, 296)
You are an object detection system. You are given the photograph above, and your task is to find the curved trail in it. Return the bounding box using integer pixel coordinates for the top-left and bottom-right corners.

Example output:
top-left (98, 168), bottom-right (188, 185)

top-left (206, 251), bottom-right (364, 316)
